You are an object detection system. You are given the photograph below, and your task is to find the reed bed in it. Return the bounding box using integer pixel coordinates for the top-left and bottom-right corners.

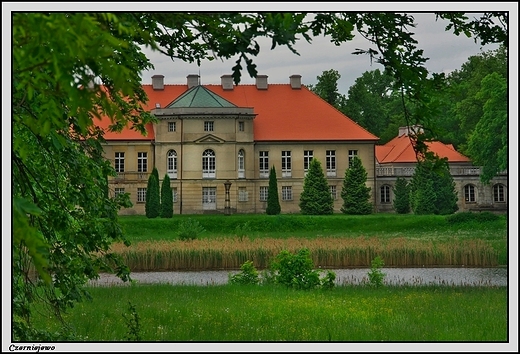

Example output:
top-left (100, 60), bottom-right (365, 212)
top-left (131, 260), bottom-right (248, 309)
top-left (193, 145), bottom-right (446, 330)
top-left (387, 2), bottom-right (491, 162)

top-left (108, 236), bottom-right (499, 271)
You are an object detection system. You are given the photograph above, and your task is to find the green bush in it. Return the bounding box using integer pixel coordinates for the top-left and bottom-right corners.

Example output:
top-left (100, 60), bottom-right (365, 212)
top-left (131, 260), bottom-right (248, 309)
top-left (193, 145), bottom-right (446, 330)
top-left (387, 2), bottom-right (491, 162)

top-left (340, 156), bottom-right (372, 215)
top-left (367, 256), bottom-right (386, 287)
top-left (266, 166), bottom-right (281, 215)
top-left (229, 260), bottom-right (259, 285)
top-left (160, 174), bottom-right (173, 218)
top-left (145, 170), bottom-right (160, 218)
top-left (177, 218), bottom-right (205, 241)
top-left (299, 158), bottom-right (334, 215)
top-left (446, 211), bottom-right (500, 224)
top-left (269, 248), bottom-right (335, 290)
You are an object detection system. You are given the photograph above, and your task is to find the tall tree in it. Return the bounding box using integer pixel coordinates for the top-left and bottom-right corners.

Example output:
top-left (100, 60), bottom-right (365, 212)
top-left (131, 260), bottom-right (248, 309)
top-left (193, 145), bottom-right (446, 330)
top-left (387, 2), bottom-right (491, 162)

top-left (392, 177), bottom-right (411, 214)
top-left (340, 156), bottom-right (373, 215)
top-left (308, 69), bottom-right (347, 110)
top-left (11, 11), bottom-right (507, 340)
top-left (466, 72), bottom-right (508, 183)
top-left (343, 69), bottom-right (399, 141)
top-left (266, 166), bottom-right (281, 215)
top-left (160, 174), bottom-right (174, 218)
top-left (145, 172), bottom-right (160, 218)
top-left (299, 159), bottom-right (334, 215)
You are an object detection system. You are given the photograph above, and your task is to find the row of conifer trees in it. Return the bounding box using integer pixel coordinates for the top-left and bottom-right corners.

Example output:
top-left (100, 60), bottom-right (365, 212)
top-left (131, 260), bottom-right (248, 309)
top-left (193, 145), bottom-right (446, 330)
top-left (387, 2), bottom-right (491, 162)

top-left (145, 168), bottom-right (173, 218)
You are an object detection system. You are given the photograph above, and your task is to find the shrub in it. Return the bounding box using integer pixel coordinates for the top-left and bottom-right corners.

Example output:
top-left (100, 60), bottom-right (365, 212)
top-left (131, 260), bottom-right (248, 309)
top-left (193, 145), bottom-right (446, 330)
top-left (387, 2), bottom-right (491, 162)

top-left (393, 177), bottom-right (410, 214)
top-left (367, 256), bottom-right (386, 287)
top-left (234, 221), bottom-right (251, 241)
top-left (229, 260), bottom-right (259, 285)
top-left (160, 174), bottom-right (173, 218)
top-left (266, 166), bottom-right (281, 215)
top-left (145, 169), bottom-right (160, 218)
top-left (299, 158), bottom-right (334, 215)
top-left (446, 211), bottom-right (500, 224)
top-left (340, 156), bottom-right (372, 215)
top-left (177, 218), bottom-right (205, 241)
top-left (269, 248), bottom-right (335, 290)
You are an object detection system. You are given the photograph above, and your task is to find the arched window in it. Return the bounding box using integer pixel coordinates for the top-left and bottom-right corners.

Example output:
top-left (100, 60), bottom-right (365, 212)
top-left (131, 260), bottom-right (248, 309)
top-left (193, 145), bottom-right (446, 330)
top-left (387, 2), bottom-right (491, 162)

top-left (202, 149), bottom-right (216, 178)
top-left (238, 149), bottom-right (245, 178)
top-left (167, 150), bottom-right (177, 179)
top-left (380, 185), bottom-right (391, 203)
top-left (493, 184), bottom-right (506, 202)
top-left (464, 184), bottom-right (476, 203)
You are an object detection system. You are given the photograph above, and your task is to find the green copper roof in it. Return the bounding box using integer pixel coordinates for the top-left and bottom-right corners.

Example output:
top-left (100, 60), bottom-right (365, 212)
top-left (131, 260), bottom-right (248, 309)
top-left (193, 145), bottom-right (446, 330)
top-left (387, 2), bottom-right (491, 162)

top-left (167, 85), bottom-right (237, 108)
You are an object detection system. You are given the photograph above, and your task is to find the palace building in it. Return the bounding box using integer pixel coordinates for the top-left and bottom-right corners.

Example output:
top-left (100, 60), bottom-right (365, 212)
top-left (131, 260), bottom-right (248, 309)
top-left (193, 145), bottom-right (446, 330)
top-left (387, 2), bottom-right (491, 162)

top-left (96, 74), bottom-right (507, 215)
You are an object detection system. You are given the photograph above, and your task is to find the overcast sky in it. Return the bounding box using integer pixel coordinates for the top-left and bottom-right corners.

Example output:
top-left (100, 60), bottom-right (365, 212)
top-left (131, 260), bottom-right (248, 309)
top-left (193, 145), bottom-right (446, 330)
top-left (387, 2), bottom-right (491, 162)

top-left (139, 10), bottom-right (506, 95)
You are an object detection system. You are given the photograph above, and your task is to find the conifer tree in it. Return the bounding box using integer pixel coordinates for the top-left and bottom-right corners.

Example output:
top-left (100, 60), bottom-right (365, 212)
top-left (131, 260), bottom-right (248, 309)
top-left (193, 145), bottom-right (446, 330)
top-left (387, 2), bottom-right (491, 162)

top-left (145, 171), bottom-right (160, 218)
top-left (393, 177), bottom-right (410, 214)
top-left (299, 158), bottom-right (334, 215)
top-left (340, 156), bottom-right (373, 215)
top-left (160, 174), bottom-right (173, 218)
top-left (266, 166), bottom-right (281, 215)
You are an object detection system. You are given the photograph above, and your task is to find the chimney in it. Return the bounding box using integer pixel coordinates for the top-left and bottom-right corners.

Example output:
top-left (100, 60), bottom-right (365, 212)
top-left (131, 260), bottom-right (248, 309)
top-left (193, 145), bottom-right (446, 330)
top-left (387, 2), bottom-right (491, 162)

top-left (221, 74), bottom-right (234, 90)
top-left (290, 74), bottom-right (302, 89)
top-left (256, 75), bottom-right (268, 90)
top-left (187, 74), bottom-right (199, 89)
top-left (151, 75), bottom-right (164, 90)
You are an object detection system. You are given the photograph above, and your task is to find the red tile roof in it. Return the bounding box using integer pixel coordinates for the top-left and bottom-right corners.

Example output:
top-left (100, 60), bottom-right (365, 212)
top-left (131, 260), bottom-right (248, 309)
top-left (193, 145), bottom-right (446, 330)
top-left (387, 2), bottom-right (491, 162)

top-left (375, 134), bottom-right (471, 163)
top-left (96, 83), bottom-right (379, 142)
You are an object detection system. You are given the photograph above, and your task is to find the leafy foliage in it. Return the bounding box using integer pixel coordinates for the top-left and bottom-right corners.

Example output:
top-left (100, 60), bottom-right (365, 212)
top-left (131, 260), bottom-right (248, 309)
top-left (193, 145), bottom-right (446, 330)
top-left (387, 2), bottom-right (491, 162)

top-left (122, 301), bottom-right (142, 341)
top-left (299, 159), bottom-right (334, 215)
top-left (367, 256), bottom-right (386, 287)
top-left (145, 172), bottom-right (160, 218)
top-left (269, 248), bottom-right (335, 290)
top-left (266, 166), bottom-right (281, 215)
top-left (410, 157), bottom-right (458, 215)
top-left (393, 177), bottom-right (411, 214)
top-left (160, 174), bottom-right (173, 218)
top-left (177, 218), bottom-right (206, 241)
top-left (307, 69), bottom-right (347, 109)
top-left (446, 211), bottom-right (500, 224)
top-left (229, 261), bottom-right (260, 285)
top-left (340, 156), bottom-right (373, 215)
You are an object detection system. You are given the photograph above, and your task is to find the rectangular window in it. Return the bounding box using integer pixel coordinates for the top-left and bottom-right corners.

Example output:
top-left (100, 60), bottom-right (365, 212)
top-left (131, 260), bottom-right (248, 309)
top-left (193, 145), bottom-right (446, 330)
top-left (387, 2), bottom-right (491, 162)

top-left (304, 150), bottom-right (313, 171)
top-left (204, 121), bottom-right (214, 132)
top-left (115, 152), bottom-right (125, 173)
top-left (202, 187), bottom-right (217, 210)
top-left (259, 186), bottom-right (268, 201)
top-left (172, 187), bottom-right (178, 203)
top-left (137, 152), bottom-right (148, 172)
top-left (348, 150), bottom-right (358, 167)
top-left (137, 188), bottom-right (146, 203)
top-left (168, 121), bottom-right (176, 132)
top-left (330, 185), bottom-right (337, 200)
top-left (281, 151), bottom-right (292, 177)
top-left (380, 185), bottom-right (391, 203)
top-left (238, 187), bottom-right (248, 202)
top-left (326, 150), bottom-right (336, 177)
top-left (114, 188), bottom-right (125, 197)
top-left (238, 121), bottom-right (245, 132)
top-left (494, 184), bottom-right (505, 202)
top-left (282, 186), bottom-right (292, 201)
top-left (259, 151), bottom-right (269, 178)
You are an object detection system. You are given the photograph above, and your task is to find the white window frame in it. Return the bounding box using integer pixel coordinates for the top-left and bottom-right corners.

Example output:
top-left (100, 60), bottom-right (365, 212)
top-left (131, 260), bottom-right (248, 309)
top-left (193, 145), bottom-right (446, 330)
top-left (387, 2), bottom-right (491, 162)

top-left (115, 152), bottom-right (125, 173)
top-left (282, 151), bottom-right (292, 178)
top-left (168, 121), bottom-right (176, 132)
top-left (304, 150), bottom-right (313, 172)
top-left (204, 121), bottom-right (214, 132)
top-left (167, 150), bottom-right (177, 179)
top-left (330, 185), bottom-right (337, 200)
top-left (137, 188), bottom-right (146, 203)
top-left (238, 121), bottom-right (245, 132)
top-left (464, 184), bottom-right (476, 203)
top-left (380, 185), bottom-right (391, 203)
top-left (259, 151), bottom-right (269, 178)
top-left (326, 150), bottom-right (336, 177)
top-left (238, 187), bottom-right (248, 202)
top-left (137, 152), bottom-right (148, 173)
top-left (114, 187), bottom-right (125, 197)
top-left (202, 149), bottom-right (216, 178)
top-left (259, 186), bottom-right (268, 201)
top-left (202, 187), bottom-right (216, 210)
top-left (348, 150), bottom-right (358, 168)
top-left (282, 186), bottom-right (292, 201)
top-left (493, 184), bottom-right (505, 203)
top-left (238, 149), bottom-right (245, 179)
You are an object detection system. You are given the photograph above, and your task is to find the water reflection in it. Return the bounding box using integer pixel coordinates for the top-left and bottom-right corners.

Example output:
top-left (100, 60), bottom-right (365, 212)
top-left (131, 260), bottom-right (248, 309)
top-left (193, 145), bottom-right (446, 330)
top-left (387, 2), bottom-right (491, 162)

top-left (89, 268), bottom-right (507, 287)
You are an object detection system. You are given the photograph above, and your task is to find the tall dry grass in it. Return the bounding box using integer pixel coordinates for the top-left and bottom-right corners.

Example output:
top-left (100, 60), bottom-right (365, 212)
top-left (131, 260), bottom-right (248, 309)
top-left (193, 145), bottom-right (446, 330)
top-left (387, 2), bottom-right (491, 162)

top-left (108, 236), bottom-right (499, 271)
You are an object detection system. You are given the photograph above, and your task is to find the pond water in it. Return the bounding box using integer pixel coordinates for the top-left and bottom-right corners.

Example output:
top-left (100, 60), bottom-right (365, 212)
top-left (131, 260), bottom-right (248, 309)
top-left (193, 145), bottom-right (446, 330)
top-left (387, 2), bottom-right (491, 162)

top-left (89, 267), bottom-right (507, 287)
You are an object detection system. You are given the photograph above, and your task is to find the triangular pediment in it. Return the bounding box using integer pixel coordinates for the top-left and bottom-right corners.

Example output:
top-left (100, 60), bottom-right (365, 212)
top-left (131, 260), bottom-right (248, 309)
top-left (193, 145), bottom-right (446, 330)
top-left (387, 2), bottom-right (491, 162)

top-left (194, 134), bottom-right (226, 144)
